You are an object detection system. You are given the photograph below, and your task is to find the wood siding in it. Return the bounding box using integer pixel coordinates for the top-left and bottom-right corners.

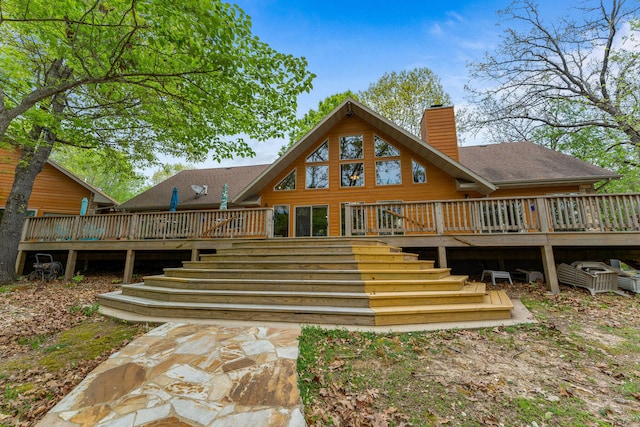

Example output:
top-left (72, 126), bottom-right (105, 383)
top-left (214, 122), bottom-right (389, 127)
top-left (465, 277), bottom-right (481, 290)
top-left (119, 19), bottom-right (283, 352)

top-left (419, 106), bottom-right (460, 161)
top-left (0, 148), bottom-right (92, 216)
top-left (260, 116), bottom-right (464, 236)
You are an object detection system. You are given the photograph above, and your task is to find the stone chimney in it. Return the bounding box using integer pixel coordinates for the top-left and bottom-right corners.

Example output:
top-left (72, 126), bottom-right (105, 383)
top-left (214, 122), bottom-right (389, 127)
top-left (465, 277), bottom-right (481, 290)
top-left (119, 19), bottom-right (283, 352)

top-left (419, 105), bottom-right (460, 161)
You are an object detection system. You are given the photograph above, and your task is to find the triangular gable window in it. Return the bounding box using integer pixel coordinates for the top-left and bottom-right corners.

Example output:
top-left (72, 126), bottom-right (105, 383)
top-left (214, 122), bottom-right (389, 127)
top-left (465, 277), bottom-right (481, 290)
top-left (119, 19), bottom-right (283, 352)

top-left (374, 136), bottom-right (400, 157)
top-left (307, 140), bottom-right (329, 163)
top-left (275, 169), bottom-right (296, 191)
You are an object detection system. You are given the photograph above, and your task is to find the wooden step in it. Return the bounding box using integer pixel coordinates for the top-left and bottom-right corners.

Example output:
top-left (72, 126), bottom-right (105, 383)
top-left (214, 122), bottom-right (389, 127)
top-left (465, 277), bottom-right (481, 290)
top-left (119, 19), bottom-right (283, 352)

top-left (162, 267), bottom-right (453, 281)
top-left (98, 292), bottom-right (378, 326)
top-left (98, 289), bottom-right (512, 326)
top-left (182, 259), bottom-right (435, 271)
top-left (372, 291), bottom-right (513, 326)
top-left (198, 252), bottom-right (423, 264)
top-left (229, 238), bottom-right (389, 248)
top-left (217, 245), bottom-right (402, 256)
top-left (142, 275), bottom-right (467, 293)
top-left (119, 282), bottom-right (485, 308)
top-left (97, 240), bottom-right (513, 327)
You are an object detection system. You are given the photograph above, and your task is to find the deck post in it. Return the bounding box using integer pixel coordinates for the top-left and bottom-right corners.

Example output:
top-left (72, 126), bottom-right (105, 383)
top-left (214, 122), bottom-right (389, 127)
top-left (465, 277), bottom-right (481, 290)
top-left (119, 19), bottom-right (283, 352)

top-left (344, 205), bottom-right (353, 237)
top-left (191, 248), bottom-right (200, 261)
top-left (435, 202), bottom-right (444, 234)
top-left (123, 249), bottom-right (135, 285)
top-left (536, 197), bottom-right (551, 232)
top-left (265, 209), bottom-right (274, 238)
top-left (541, 244), bottom-right (560, 293)
top-left (65, 250), bottom-right (78, 281)
top-left (15, 250), bottom-right (27, 276)
top-left (437, 246), bottom-right (448, 268)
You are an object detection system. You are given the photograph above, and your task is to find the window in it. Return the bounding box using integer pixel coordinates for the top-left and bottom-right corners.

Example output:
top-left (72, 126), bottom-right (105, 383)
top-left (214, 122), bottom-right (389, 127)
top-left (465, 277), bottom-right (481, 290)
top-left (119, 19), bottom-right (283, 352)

top-left (306, 165), bottom-right (329, 189)
top-left (340, 162), bottom-right (364, 187)
top-left (274, 169), bottom-right (296, 191)
top-left (376, 160), bottom-right (401, 185)
top-left (374, 136), bottom-right (399, 157)
top-left (412, 160), bottom-right (426, 183)
top-left (307, 140), bottom-right (329, 162)
top-left (273, 205), bottom-right (289, 237)
top-left (339, 135), bottom-right (363, 160)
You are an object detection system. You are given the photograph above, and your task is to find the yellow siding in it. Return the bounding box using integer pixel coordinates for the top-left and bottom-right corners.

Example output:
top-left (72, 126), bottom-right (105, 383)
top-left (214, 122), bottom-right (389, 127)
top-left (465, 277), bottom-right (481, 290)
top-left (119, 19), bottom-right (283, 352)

top-left (260, 116), bottom-right (466, 236)
top-left (0, 148), bottom-right (91, 216)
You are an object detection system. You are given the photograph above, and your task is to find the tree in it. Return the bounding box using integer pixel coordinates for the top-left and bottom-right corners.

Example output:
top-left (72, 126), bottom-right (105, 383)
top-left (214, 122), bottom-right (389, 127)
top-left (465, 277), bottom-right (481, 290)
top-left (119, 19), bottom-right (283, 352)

top-left (358, 67), bottom-right (451, 137)
top-left (464, 0), bottom-right (640, 188)
top-left (0, 0), bottom-right (314, 284)
top-left (51, 146), bottom-right (147, 203)
top-left (281, 91), bottom-right (358, 154)
top-left (281, 67), bottom-right (451, 153)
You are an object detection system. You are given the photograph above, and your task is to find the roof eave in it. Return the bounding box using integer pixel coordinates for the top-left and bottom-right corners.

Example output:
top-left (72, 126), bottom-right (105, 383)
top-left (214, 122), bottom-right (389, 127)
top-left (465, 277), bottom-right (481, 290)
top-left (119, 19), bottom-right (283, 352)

top-left (493, 175), bottom-right (620, 189)
top-left (233, 98), bottom-right (496, 201)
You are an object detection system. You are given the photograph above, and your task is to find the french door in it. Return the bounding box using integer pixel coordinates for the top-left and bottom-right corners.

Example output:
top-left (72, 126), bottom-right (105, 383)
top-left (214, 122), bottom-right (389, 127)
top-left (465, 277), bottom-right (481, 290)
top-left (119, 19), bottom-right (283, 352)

top-left (295, 205), bottom-right (328, 237)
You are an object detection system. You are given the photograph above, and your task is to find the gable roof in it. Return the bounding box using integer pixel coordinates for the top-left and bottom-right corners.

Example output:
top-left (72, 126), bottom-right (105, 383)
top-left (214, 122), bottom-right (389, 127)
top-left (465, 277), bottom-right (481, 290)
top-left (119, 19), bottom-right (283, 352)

top-left (47, 159), bottom-right (120, 206)
top-left (233, 98), bottom-right (497, 202)
top-left (119, 164), bottom-right (269, 212)
top-left (459, 141), bottom-right (619, 188)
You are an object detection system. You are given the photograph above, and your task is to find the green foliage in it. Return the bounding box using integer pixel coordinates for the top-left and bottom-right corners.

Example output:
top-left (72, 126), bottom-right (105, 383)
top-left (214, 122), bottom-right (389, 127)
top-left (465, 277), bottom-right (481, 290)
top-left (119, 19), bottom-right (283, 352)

top-left (284, 91), bottom-right (358, 153)
top-left (0, 0), bottom-right (314, 160)
top-left (50, 145), bottom-right (147, 203)
top-left (358, 67), bottom-right (451, 137)
top-left (71, 275), bottom-right (84, 284)
top-left (282, 67), bottom-right (450, 155)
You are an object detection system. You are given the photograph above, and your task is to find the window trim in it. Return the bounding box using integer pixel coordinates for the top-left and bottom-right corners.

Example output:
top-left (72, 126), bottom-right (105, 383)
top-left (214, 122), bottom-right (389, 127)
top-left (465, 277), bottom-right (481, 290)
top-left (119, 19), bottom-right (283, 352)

top-left (375, 159), bottom-right (402, 186)
top-left (274, 168), bottom-right (297, 191)
top-left (411, 159), bottom-right (427, 184)
top-left (339, 135), bottom-right (364, 160)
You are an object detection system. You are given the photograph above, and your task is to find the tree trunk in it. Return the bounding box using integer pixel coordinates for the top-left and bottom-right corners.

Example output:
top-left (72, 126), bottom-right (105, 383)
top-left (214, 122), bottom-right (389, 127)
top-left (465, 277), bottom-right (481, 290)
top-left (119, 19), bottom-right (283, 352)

top-left (0, 59), bottom-right (70, 284)
top-left (0, 143), bottom-right (53, 284)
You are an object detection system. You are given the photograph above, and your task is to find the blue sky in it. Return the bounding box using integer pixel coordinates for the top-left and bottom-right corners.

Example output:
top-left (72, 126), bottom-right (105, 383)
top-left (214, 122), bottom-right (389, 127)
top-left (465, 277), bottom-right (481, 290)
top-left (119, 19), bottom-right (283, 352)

top-left (196, 0), bottom-right (569, 168)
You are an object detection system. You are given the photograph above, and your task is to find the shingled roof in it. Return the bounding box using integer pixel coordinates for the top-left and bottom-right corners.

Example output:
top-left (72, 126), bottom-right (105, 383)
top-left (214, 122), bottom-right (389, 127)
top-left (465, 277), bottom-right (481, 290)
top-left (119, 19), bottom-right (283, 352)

top-left (119, 164), bottom-right (269, 211)
top-left (459, 141), bottom-right (618, 188)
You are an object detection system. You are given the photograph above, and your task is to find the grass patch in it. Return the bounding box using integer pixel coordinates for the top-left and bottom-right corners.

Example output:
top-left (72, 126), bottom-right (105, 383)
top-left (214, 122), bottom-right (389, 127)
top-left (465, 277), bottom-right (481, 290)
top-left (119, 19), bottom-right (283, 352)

top-left (38, 320), bottom-right (142, 371)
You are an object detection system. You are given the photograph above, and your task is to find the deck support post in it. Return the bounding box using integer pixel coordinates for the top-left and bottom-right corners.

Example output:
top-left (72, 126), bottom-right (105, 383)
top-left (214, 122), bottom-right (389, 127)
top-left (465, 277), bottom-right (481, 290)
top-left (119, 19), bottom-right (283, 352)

top-left (65, 250), bottom-right (78, 281)
top-left (15, 250), bottom-right (27, 276)
top-left (437, 246), bottom-right (448, 268)
top-left (541, 244), bottom-right (560, 293)
top-left (191, 249), bottom-right (200, 262)
top-left (123, 249), bottom-right (135, 285)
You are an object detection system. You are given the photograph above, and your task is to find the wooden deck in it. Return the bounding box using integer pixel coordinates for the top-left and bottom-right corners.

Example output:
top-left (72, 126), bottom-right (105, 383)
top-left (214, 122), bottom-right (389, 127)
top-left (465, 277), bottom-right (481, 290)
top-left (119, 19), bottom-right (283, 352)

top-left (17, 194), bottom-right (640, 292)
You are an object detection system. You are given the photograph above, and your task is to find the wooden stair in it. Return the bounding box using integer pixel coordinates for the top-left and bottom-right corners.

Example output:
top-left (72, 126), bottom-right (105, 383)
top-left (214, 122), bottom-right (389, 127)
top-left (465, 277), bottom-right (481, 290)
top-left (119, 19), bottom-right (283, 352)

top-left (99, 238), bottom-right (513, 326)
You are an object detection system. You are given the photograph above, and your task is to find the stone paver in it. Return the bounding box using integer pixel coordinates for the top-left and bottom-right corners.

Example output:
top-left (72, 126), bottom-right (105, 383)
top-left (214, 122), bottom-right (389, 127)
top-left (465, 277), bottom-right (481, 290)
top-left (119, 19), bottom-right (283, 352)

top-left (37, 323), bottom-right (304, 427)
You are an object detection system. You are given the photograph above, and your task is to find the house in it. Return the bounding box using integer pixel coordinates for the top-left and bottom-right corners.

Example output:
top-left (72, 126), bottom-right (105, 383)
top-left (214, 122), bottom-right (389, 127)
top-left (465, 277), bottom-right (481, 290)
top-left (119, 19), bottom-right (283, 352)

top-left (120, 98), bottom-right (618, 238)
top-left (0, 147), bottom-right (119, 220)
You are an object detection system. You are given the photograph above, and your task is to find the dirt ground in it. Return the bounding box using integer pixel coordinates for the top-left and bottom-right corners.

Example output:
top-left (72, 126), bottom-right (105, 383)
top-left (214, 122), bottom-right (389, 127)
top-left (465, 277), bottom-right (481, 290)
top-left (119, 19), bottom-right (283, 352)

top-left (1, 275), bottom-right (639, 426)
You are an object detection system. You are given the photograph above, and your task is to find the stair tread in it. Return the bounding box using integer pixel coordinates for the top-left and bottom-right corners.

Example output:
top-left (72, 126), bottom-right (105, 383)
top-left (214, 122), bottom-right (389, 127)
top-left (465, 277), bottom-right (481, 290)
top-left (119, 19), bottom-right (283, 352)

top-left (373, 291), bottom-right (514, 313)
top-left (145, 275), bottom-right (467, 284)
top-left (122, 283), bottom-right (483, 298)
top-left (101, 291), bottom-right (374, 314)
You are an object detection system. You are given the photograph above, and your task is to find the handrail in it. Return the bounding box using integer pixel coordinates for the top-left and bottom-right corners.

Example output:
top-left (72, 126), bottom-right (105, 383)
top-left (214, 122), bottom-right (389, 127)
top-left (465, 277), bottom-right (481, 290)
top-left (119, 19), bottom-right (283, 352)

top-left (22, 208), bottom-right (272, 242)
top-left (20, 194), bottom-right (640, 242)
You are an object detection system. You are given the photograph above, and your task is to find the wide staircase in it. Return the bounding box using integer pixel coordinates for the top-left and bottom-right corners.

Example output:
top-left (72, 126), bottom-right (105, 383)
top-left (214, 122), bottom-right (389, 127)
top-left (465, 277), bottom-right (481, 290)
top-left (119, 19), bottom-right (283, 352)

top-left (99, 238), bottom-right (513, 326)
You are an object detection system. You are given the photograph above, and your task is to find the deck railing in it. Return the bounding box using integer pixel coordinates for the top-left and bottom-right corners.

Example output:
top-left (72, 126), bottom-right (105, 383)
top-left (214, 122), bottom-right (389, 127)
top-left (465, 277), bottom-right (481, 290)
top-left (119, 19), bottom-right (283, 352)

top-left (21, 194), bottom-right (640, 242)
top-left (344, 194), bottom-right (640, 236)
top-left (23, 208), bottom-right (274, 242)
